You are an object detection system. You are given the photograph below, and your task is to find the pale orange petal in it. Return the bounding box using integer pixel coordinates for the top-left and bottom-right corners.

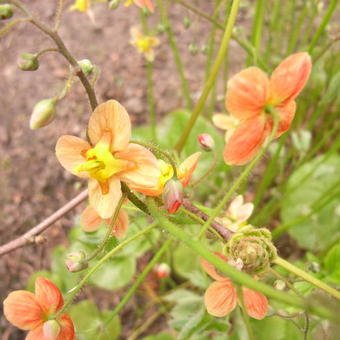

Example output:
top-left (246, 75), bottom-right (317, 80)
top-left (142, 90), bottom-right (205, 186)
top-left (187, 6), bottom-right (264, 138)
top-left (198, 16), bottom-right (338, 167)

top-left (204, 280), bottom-right (237, 317)
top-left (88, 100), bottom-right (131, 152)
top-left (88, 177), bottom-right (122, 219)
top-left (57, 314), bottom-right (75, 340)
top-left (55, 136), bottom-right (91, 177)
top-left (134, 0), bottom-right (155, 12)
top-left (213, 114), bottom-right (238, 131)
top-left (200, 252), bottom-right (228, 281)
top-left (113, 209), bottom-right (129, 238)
top-left (3, 291), bottom-right (43, 331)
top-left (26, 326), bottom-right (44, 340)
top-left (178, 152), bottom-right (201, 187)
top-left (242, 287), bottom-right (268, 320)
top-left (117, 143), bottom-right (160, 195)
top-left (35, 277), bottom-right (64, 315)
top-left (270, 52), bottom-right (312, 105)
top-left (226, 67), bottom-right (270, 120)
top-left (223, 116), bottom-right (268, 166)
top-left (80, 205), bottom-right (102, 232)
top-left (275, 100), bottom-right (296, 137)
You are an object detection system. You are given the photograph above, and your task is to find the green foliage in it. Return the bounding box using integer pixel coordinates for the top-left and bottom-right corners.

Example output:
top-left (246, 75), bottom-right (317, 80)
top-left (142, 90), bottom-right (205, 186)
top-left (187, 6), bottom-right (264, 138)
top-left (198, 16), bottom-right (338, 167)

top-left (324, 243), bottom-right (340, 284)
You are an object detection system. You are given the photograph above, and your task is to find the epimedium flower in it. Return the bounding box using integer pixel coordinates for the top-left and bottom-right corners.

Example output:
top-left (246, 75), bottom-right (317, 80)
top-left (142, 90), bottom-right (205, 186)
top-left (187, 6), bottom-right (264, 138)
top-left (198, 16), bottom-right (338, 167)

top-left (212, 113), bottom-right (239, 142)
top-left (3, 277), bottom-right (75, 340)
top-left (124, 0), bottom-right (155, 13)
top-left (221, 52), bottom-right (312, 165)
top-left (130, 27), bottom-right (160, 62)
top-left (200, 253), bottom-right (268, 320)
top-left (56, 100), bottom-right (160, 219)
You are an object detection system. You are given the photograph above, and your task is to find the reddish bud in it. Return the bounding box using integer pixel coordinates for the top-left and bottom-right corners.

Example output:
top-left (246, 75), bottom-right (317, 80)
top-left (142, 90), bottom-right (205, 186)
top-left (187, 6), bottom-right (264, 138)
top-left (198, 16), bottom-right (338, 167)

top-left (155, 263), bottom-right (171, 279)
top-left (198, 134), bottom-right (215, 152)
top-left (43, 320), bottom-right (60, 340)
top-left (65, 251), bottom-right (88, 273)
top-left (163, 179), bottom-right (183, 213)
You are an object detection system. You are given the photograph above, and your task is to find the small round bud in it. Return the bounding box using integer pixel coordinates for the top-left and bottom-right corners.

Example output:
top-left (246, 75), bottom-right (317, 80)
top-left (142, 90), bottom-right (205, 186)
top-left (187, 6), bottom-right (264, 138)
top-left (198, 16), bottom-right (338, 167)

top-left (43, 320), bottom-right (61, 340)
top-left (183, 17), bottom-right (191, 29)
top-left (274, 280), bottom-right (286, 291)
top-left (189, 43), bottom-right (198, 56)
top-left (0, 4), bottom-right (13, 20)
top-left (108, 0), bottom-right (120, 10)
top-left (156, 23), bottom-right (167, 34)
top-left (78, 59), bottom-right (94, 76)
top-left (163, 179), bottom-right (183, 214)
top-left (198, 134), bottom-right (215, 152)
top-left (30, 98), bottom-right (57, 130)
top-left (65, 251), bottom-right (88, 273)
top-left (18, 53), bottom-right (39, 71)
top-left (201, 45), bottom-right (209, 55)
top-left (155, 263), bottom-right (171, 279)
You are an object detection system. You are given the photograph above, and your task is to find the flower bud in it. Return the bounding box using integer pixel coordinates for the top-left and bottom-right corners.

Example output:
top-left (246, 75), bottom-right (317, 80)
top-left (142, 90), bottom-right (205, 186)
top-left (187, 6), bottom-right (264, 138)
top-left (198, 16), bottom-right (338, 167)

top-left (183, 17), bottom-right (191, 29)
top-left (43, 320), bottom-right (61, 340)
top-left (0, 4), bottom-right (13, 20)
top-left (198, 134), bottom-right (215, 152)
top-left (163, 179), bottom-right (183, 214)
top-left (30, 98), bottom-right (57, 130)
top-left (108, 0), bottom-right (120, 10)
top-left (156, 23), bottom-right (167, 34)
top-left (274, 280), bottom-right (286, 291)
top-left (189, 43), bottom-right (198, 56)
top-left (18, 53), bottom-right (39, 71)
top-left (78, 58), bottom-right (94, 76)
top-left (155, 263), bottom-right (171, 279)
top-left (65, 251), bottom-right (88, 273)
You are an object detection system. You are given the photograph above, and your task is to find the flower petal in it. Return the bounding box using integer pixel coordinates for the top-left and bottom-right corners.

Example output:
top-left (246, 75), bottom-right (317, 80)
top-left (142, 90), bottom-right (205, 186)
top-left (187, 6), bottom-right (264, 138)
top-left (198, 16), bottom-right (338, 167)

top-left (200, 252), bottom-right (228, 281)
top-left (26, 326), bottom-right (45, 340)
top-left (55, 136), bottom-right (91, 177)
top-left (134, 0), bottom-right (155, 12)
top-left (58, 314), bottom-right (75, 340)
top-left (178, 152), bottom-right (201, 187)
top-left (227, 195), bottom-right (244, 216)
top-left (213, 114), bottom-right (238, 131)
top-left (226, 67), bottom-right (270, 120)
top-left (80, 205), bottom-right (102, 232)
top-left (242, 287), bottom-right (268, 320)
top-left (88, 100), bottom-right (131, 152)
top-left (113, 209), bottom-right (129, 238)
top-left (3, 291), bottom-right (43, 331)
top-left (270, 52), bottom-right (312, 105)
top-left (117, 143), bottom-right (160, 195)
top-left (204, 280), bottom-right (237, 317)
top-left (223, 116), bottom-right (268, 166)
top-left (276, 100), bottom-right (296, 137)
top-left (35, 277), bottom-right (64, 315)
top-left (88, 177), bottom-right (122, 219)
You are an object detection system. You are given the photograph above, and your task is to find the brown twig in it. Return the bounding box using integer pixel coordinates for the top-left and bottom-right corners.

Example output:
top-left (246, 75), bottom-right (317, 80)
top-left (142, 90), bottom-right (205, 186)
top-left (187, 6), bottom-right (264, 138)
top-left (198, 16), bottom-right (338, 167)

top-left (0, 190), bottom-right (88, 257)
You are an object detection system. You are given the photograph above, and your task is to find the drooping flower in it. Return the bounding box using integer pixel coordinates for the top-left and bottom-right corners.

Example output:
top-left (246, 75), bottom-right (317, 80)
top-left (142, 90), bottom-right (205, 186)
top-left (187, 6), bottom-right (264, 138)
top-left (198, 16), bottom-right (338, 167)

top-left (80, 205), bottom-right (129, 238)
top-left (124, 0), bottom-right (155, 13)
top-left (3, 277), bottom-right (75, 340)
top-left (200, 253), bottom-right (268, 320)
top-left (130, 27), bottom-right (160, 62)
top-left (56, 100), bottom-right (160, 219)
top-left (212, 113), bottom-right (239, 142)
top-left (222, 52), bottom-right (312, 165)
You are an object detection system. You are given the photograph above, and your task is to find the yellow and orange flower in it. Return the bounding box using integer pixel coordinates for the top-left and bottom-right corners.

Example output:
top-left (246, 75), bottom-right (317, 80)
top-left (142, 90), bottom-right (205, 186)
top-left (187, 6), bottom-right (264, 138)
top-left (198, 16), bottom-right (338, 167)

top-left (221, 52), bottom-right (312, 165)
top-left (125, 0), bottom-right (155, 13)
top-left (80, 205), bottom-right (129, 238)
top-left (130, 27), bottom-right (160, 62)
top-left (201, 253), bottom-right (268, 320)
top-left (56, 100), bottom-right (160, 219)
top-left (3, 277), bottom-right (75, 340)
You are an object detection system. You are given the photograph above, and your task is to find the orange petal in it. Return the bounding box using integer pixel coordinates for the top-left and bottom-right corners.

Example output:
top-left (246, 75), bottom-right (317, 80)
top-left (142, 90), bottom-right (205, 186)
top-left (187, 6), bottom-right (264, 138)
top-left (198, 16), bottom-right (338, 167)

top-left (204, 280), bottom-right (237, 317)
top-left (178, 152), bottom-right (201, 187)
top-left (113, 209), bottom-right (129, 238)
top-left (88, 177), bottom-right (122, 219)
top-left (35, 277), bottom-right (64, 315)
top-left (275, 100), bottom-right (296, 137)
top-left (117, 143), bottom-right (160, 195)
top-left (226, 67), bottom-right (270, 120)
top-left (26, 326), bottom-right (44, 340)
top-left (200, 252), bottom-right (228, 281)
top-left (88, 100), bottom-right (131, 152)
top-left (57, 314), bottom-right (75, 340)
top-left (223, 116), bottom-right (268, 166)
top-left (134, 0), bottom-right (155, 12)
top-left (242, 287), bottom-right (268, 320)
top-left (55, 136), bottom-right (91, 177)
top-left (3, 291), bottom-right (43, 331)
top-left (270, 52), bottom-right (312, 105)
top-left (80, 205), bottom-right (102, 232)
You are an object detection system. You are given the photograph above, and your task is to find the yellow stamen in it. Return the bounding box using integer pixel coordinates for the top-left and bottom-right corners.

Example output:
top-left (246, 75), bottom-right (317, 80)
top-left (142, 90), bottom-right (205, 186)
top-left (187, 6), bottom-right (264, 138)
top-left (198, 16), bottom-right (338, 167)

top-left (158, 160), bottom-right (174, 188)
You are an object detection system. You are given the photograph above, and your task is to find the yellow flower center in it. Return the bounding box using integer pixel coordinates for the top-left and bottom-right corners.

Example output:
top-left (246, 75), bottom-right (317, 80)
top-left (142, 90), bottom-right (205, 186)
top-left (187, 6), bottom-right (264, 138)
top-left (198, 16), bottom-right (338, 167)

top-left (136, 37), bottom-right (157, 53)
top-left (158, 160), bottom-right (174, 188)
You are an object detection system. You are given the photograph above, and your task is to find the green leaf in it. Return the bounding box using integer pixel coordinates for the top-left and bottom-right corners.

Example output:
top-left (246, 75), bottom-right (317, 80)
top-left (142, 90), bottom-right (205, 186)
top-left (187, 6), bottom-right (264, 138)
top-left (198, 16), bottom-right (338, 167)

top-left (142, 333), bottom-right (174, 340)
top-left (324, 243), bottom-right (340, 284)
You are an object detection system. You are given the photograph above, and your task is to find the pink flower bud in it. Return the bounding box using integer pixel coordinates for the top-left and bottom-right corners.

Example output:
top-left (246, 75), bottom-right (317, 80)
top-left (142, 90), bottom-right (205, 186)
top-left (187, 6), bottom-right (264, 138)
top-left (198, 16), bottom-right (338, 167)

top-left (65, 251), bottom-right (88, 273)
top-left (43, 320), bottom-right (60, 340)
top-left (198, 134), bottom-right (215, 152)
top-left (163, 179), bottom-right (183, 213)
top-left (155, 263), bottom-right (171, 279)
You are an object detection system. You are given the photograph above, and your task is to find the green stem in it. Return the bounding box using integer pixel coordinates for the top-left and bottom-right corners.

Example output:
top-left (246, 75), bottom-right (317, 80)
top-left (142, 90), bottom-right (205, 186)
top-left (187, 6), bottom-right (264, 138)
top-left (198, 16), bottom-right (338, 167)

top-left (174, 0), bottom-right (241, 153)
top-left (236, 286), bottom-right (254, 340)
top-left (274, 257), bottom-right (340, 301)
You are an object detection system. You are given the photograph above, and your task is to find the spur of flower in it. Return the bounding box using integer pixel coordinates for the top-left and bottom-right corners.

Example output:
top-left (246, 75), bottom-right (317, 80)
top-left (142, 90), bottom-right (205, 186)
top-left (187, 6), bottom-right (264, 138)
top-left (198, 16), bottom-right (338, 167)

top-left (3, 277), bottom-right (75, 339)
top-left (80, 204), bottom-right (129, 238)
top-left (200, 253), bottom-right (268, 320)
top-left (222, 52), bottom-right (312, 165)
top-left (125, 0), bottom-right (155, 13)
top-left (130, 27), bottom-right (160, 62)
top-left (56, 100), bottom-right (160, 219)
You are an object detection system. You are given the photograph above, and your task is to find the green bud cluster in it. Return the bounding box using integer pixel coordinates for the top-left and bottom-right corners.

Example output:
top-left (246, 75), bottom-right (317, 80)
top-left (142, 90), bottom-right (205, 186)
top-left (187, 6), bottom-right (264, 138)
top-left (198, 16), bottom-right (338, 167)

top-left (0, 4), bottom-right (13, 20)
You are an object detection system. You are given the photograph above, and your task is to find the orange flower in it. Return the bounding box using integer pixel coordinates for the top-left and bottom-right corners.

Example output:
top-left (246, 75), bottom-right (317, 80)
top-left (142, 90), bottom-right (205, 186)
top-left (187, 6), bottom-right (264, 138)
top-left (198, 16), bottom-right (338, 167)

top-left (200, 253), bottom-right (268, 320)
top-left (125, 0), bottom-right (155, 13)
top-left (3, 277), bottom-right (75, 340)
top-left (80, 205), bottom-right (128, 238)
top-left (223, 52), bottom-right (312, 165)
top-left (56, 100), bottom-right (160, 219)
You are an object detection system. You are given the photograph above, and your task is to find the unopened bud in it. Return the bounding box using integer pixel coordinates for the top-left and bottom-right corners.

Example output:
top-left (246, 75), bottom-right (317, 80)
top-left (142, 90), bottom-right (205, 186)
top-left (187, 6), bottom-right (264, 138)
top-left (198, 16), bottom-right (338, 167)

top-left (163, 179), bottom-right (183, 214)
top-left (156, 23), bottom-right (167, 34)
top-left (65, 251), bottom-right (88, 273)
top-left (0, 4), bottom-right (13, 20)
top-left (18, 53), bottom-right (39, 71)
top-left (30, 98), bottom-right (57, 130)
top-left (78, 59), bottom-right (94, 76)
top-left (183, 17), bottom-right (191, 29)
top-left (274, 280), bottom-right (286, 291)
top-left (198, 134), bottom-right (215, 152)
top-left (189, 43), bottom-right (198, 56)
top-left (155, 263), bottom-right (171, 279)
top-left (201, 45), bottom-right (209, 55)
top-left (43, 320), bottom-right (61, 340)
top-left (108, 0), bottom-right (120, 10)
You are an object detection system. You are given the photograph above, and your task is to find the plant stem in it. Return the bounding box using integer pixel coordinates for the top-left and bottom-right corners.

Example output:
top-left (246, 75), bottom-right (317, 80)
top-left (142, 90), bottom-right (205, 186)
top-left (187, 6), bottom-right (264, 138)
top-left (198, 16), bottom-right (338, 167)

top-left (54, 0), bottom-right (64, 31)
top-left (236, 286), bottom-right (254, 340)
top-left (174, 0), bottom-right (241, 153)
